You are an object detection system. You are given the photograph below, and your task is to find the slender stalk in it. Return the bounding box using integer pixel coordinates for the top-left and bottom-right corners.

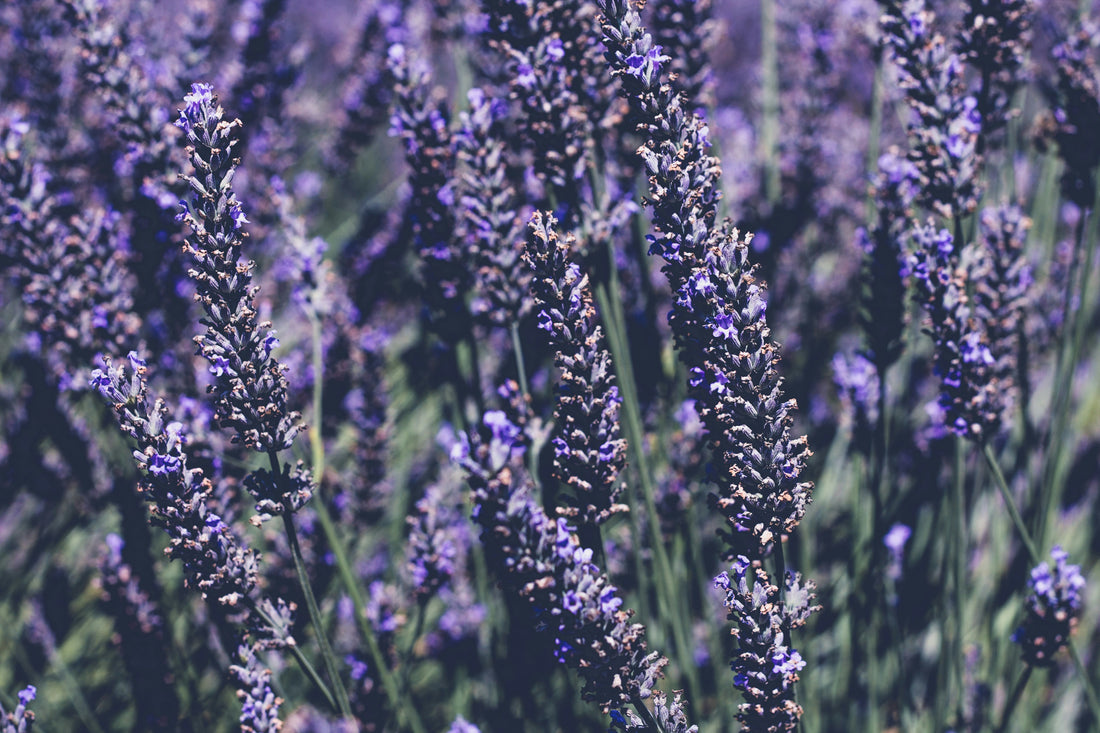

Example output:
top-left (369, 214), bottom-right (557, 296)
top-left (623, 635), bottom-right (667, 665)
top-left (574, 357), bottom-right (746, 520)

top-left (631, 693), bottom-right (663, 732)
top-left (952, 438), bottom-right (968, 726)
top-left (279, 503), bottom-right (353, 718)
top-left (594, 280), bottom-right (701, 704)
top-left (760, 0), bottom-right (780, 205)
top-left (510, 321), bottom-right (530, 400)
top-left (994, 665), bottom-right (1032, 733)
top-left (304, 311), bottom-right (429, 733)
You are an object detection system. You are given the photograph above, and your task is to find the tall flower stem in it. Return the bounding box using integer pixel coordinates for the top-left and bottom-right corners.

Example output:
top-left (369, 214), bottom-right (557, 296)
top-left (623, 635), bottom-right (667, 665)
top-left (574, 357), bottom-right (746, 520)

top-left (994, 666), bottom-right (1032, 733)
top-left (981, 442), bottom-right (1100, 725)
top-left (304, 311), bottom-right (429, 733)
top-left (276, 495), bottom-right (353, 718)
top-left (510, 321), bottom-right (530, 400)
top-left (951, 439), bottom-right (968, 725)
top-left (593, 280), bottom-right (701, 704)
top-left (760, 0), bottom-right (780, 205)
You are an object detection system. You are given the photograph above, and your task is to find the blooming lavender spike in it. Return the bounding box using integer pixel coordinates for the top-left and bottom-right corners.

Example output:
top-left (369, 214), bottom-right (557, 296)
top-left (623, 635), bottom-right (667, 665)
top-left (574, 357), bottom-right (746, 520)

top-left (1034, 23), bottom-right (1100, 208)
top-left (878, 0), bottom-right (983, 218)
top-left (1012, 546), bottom-right (1086, 667)
top-left (525, 212), bottom-right (628, 525)
top-left (388, 43), bottom-right (469, 343)
top-left (446, 715), bottom-right (481, 733)
top-left (456, 403), bottom-right (671, 715)
top-left (175, 84), bottom-right (312, 517)
top-left (956, 0), bottom-right (1033, 152)
top-left (231, 642), bottom-right (284, 733)
top-left (714, 558), bottom-right (820, 732)
top-left (455, 87), bottom-right (532, 327)
top-left (909, 221), bottom-right (1010, 439)
top-left (0, 685), bottom-right (36, 733)
top-left (598, 0), bottom-right (813, 557)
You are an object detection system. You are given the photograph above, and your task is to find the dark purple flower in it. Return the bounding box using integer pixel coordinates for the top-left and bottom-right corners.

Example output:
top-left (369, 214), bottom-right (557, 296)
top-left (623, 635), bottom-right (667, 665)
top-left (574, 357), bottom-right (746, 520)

top-left (1013, 546), bottom-right (1086, 667)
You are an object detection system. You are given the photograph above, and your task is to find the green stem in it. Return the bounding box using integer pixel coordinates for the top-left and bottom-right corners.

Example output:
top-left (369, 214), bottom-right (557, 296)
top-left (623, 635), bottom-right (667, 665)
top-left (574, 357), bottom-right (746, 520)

top-left (279, 504), bottom-right (353, 718)
top-left (510, 321), bottom-right (530, 400)
top-left (760, 0), bottom-right (780, 205)
top-left (994, 666), bottom-right (1031, 733)
top-left (594, 280), bottom-right (701, 704)
top-left (305, 311), bottom-right (429, 733)
top-left (952, 439), bottom-right (968, 727)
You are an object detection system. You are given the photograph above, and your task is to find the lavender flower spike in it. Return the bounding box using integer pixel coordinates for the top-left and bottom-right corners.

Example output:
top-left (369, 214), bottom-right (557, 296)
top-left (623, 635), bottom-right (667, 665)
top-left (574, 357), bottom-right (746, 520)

top-left (0, 686), bottom-right (36, 733)
top-left (1013, 546), bottom-right (1086, 667)
top-left (525, 212), bottom-right (628, 525)
top-left (715, 558), bottom-right (820, 731)
top-left (176, 82), bottom-right (302, 457)
top-left (598, 0), bottom-right (813, 557)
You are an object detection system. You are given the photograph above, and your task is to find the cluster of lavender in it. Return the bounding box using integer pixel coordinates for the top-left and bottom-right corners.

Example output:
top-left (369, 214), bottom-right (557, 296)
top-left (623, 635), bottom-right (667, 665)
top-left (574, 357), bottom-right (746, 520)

top-left (598, 0), bottom-right (818, 728)
top-left (175, 83), bottom-right (306, 472)
top-left (525, 212), bottom-right (627, 525)
top-left (714, 559), bottom-right (820, 729)
top-left (0, 687), bottom-right (36, 733)
top-left (1012, 547), bottom-right (1085, 667)
top-left (454, 398), bottom-right (672, 722)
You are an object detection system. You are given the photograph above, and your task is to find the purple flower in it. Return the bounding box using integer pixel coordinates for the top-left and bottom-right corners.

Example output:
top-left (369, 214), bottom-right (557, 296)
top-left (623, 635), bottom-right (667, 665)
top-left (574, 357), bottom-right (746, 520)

top-left (1013, 546), bottom-right (1086, 666)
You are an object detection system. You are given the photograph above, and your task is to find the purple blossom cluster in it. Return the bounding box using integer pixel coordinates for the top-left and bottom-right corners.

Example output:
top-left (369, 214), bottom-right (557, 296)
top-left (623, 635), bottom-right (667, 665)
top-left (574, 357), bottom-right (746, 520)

top-left (3, 0), bottom-right (1100, 729)
top-left (714, 558), bottom-right (819, 731)
top-left (525, 213), bottom-right (628, 525)
top-left (0, 687), bottom-right (36, 733)
top-left (455, 405), bottom-right (670, 718)
top-left (1012, 547), bottom-right (1086, 667)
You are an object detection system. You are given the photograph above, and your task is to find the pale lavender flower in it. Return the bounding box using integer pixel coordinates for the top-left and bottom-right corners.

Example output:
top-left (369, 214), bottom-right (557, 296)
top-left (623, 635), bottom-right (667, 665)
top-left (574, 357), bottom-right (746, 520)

top-left (0, 685), bottom-right (36, 733)
top-left (883, 523), bottom-right (912, 582)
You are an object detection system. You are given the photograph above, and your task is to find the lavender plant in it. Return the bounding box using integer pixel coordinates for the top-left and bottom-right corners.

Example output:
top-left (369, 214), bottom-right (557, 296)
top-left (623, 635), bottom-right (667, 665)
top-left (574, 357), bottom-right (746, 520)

top-left (3, 0), bottom-right (1100, 730)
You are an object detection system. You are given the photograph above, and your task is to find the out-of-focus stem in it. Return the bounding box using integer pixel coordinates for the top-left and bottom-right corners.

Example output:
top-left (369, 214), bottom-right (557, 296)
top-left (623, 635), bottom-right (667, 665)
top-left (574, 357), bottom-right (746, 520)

top-left (760, 0), bottom-right (780, 205)
top-left (304, 310), bottom-right (428, 733)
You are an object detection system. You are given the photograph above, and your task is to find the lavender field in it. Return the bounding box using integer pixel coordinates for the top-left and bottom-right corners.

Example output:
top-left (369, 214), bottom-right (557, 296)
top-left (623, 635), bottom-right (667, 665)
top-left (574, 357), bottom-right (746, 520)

top-left (2, 0), bottom-right (1099, 730)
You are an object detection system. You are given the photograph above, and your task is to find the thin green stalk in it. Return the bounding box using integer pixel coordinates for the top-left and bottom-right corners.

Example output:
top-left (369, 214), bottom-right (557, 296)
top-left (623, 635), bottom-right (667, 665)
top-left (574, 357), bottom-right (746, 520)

top-left (760, 0), bottom-right (780, 205)
top-left (510, 321), bottom-right (530, 400)
top-left (593, 280), bottom-right (701, 705)
top-left (994, 665), bottom-right (1031, 733)
top-left (279, 505), bottom-right (353, 718)
top-left (952, 439), bottom-right (968, 727)
top-left (305, 311), bottom-right (429, 733)
top-left (631, 693), bottom-right (663, 732)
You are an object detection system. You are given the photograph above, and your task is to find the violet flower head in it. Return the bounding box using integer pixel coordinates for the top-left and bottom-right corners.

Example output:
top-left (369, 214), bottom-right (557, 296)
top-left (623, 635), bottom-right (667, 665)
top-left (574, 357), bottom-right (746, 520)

top-left (455, 404), bottom-right (668, 713)
top-left (1012, 546), bottom-right (1086, 667)
top-left (230, 642), bottom-right (283, 733)
top-left (883, 523), bottom-right (912, 583)
top-left (1034, 23), bottom-right (1100, 208)
top-left (909, 218), bottom-right (1019, 440)
top-left (175, 83), bottom-right (303, 458)
top-left (446, 716), bottom-right (481, 733)
top-left (714, 557), bottom-right (820, 732)
top-left (608, 690), bottom-right (699, 732)
top-left (599, 0), bottom-right (813, 556)
top-left (0, 685), bottom-right (37, 733)
top-left (406, 469), bottom-right (471, 598)
top-left (388, 44), bottom-right (469, 342)
top-left (832, 351), bottom-right (880, 446)
top-left (650, 0), bottom-right (716, 116)
top-left (955, 0), bottom-right (1033, 150)
top-left (525, 212), bottom-right (628, 525)
top-left (89, 353), bottom-right (262, 610)
top-left (859, 149), bottom-right (917, 372)
top-left (456, 87), bottom-right (532, 327)
top-left (878, 0), bottom-right (982, 217)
